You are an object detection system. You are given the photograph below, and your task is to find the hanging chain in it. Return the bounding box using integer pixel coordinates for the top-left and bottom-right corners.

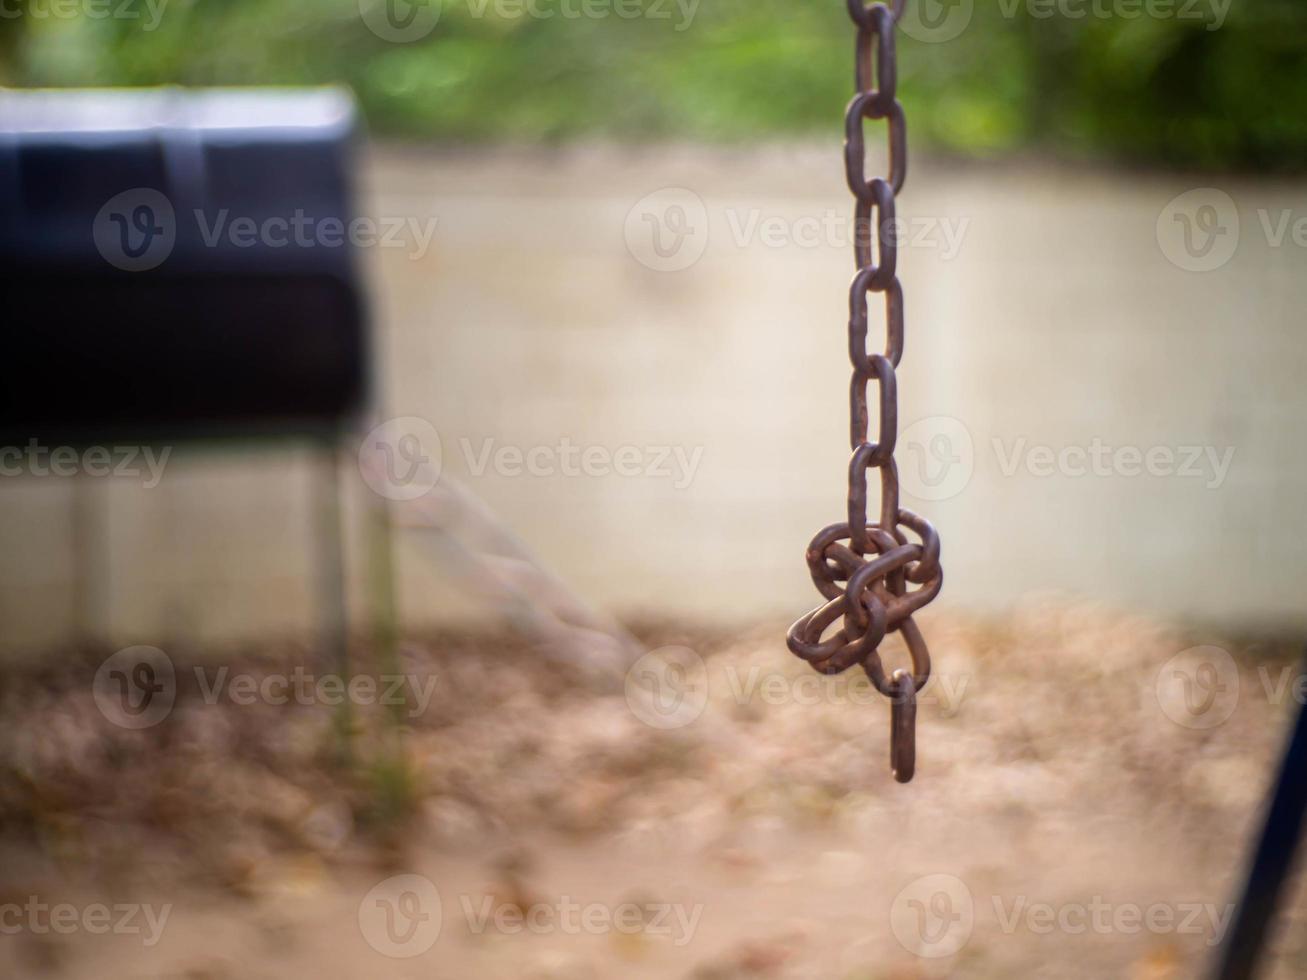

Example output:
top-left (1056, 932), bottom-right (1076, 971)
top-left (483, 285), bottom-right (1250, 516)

top-left (787, 0), bottom-right (943, 784)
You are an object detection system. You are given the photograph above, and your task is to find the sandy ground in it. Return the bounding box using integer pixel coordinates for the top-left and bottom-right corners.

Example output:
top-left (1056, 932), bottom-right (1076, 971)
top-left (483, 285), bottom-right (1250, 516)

top-left (2, 598), bottom-right (1306, 979)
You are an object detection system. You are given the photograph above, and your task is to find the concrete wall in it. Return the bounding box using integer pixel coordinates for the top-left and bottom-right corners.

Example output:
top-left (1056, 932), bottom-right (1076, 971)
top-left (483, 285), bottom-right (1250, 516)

top-left (3, 145), bottom-right (1304, 651)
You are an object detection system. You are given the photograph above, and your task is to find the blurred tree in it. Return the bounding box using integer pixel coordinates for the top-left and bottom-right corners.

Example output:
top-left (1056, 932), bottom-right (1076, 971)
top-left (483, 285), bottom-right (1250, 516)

top-left (0, 0), bottom-right (1304, 171)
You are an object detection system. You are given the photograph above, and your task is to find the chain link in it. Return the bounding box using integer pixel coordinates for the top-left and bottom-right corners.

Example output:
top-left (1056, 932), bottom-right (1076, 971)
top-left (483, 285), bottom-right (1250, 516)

top-left (787, 0), bottom-right (943, 784)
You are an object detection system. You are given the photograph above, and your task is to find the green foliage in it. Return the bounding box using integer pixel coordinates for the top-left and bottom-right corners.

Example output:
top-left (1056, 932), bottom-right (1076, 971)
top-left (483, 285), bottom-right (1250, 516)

top-left (1, 0), bottom-right (1304, 170)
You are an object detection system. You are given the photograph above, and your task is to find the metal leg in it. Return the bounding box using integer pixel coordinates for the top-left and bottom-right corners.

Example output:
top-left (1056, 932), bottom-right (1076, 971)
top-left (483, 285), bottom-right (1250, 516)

top-left (365, 461), bottom-right (403, 723)
top-left (1210, 653), bottom-right (1307, 980)
top-left (313, 437), bottom-right (349, 688)
top-left (71, 472), bottom-right (110, 647)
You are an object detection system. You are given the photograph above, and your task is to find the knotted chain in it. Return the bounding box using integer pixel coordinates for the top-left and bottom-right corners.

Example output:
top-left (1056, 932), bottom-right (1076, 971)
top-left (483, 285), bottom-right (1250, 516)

top-left (787, 0), bottom-right (943, 784)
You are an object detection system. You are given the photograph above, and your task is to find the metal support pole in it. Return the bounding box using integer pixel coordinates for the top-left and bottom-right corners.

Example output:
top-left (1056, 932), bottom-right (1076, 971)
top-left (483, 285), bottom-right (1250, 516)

top-left (71, 471), bottom-right (110, 647)
top-left (313, 438), bottom-right (351, 752)
top-left (1210, 652), bottom-right (1307, 980)
top-left (366, 468), bottom-right (402, 723)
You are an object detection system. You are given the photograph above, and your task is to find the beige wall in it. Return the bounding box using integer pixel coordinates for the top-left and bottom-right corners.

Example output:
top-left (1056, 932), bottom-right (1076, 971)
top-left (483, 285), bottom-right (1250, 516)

top-left (2, 145), bottom-right (1304, 652)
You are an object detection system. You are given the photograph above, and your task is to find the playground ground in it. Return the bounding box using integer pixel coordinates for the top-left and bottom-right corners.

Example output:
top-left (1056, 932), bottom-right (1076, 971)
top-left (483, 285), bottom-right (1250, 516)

top-left (3, 597), bottom-right (1305, 979)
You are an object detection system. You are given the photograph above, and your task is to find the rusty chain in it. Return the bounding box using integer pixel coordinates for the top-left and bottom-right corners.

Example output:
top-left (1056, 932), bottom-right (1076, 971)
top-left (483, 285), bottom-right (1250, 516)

top-left (787, 0), bottom-right (943, 784)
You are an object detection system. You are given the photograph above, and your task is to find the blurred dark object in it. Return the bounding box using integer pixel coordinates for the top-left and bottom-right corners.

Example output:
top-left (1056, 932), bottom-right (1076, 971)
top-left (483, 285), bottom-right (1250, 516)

top-left (0, 88), bottom-right (371, 667)
top-left (0, 88), bottom-right (368, 444)
top-left (1211, 652), bottom-right (1307, 980)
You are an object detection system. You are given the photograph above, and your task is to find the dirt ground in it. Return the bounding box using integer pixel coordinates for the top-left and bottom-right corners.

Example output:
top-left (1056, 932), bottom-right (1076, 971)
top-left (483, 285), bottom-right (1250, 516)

top-left (2, 597), bottom-right (1306, 979)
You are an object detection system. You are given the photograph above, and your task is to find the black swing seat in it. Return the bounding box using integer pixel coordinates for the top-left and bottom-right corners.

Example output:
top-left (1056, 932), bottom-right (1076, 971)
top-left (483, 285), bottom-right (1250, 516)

top-left (0, 87), bottom-right (370, 446)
